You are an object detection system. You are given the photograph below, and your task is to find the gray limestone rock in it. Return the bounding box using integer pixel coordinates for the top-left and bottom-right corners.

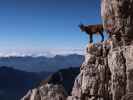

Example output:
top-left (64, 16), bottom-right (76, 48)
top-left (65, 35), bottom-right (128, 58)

top-left (21, 84), bottom-right (67, 100)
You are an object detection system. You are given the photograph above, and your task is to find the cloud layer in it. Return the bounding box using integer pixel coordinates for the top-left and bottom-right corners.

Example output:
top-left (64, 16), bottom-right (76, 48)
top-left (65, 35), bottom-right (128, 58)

top-left (0, 48), bottom-right (84, 57)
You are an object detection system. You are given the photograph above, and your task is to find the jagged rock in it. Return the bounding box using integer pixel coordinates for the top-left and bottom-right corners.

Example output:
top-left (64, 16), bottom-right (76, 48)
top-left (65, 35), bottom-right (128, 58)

top-left (21, 84), bottom-right (67, 100)
top-left (108, 47), bottom-right (127, 100)
top-left (68, 44), bottom-right (133, 100)
top-left (101, 0), bottom-right (133, 99)
top-left (40, 67), bottom-right (80, 95)
top-left (101, 0), bottom-right (133, 46)
top-left (68, 42), bottom-right (112, 100)
top-left (121, 93), bottom-right (133, 100)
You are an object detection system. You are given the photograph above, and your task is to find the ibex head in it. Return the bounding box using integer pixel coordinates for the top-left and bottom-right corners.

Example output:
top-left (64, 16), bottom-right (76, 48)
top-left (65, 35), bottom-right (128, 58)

top-left (79, 23), bottom-right (85, 32)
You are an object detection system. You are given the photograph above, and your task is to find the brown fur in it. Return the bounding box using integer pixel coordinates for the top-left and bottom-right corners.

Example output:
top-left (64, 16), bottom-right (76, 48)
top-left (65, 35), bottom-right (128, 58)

top-left (79, 24), bottom-right (111, 43)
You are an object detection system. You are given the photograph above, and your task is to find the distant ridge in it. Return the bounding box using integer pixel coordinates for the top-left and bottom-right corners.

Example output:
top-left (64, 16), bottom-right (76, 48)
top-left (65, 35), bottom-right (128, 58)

top-left (0, 54), bottom-right (84, 72)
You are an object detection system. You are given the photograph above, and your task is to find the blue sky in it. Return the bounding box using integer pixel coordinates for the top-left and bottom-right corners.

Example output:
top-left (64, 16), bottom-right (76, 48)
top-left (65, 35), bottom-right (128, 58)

top-left (0, 0), bottom-right (106, 56)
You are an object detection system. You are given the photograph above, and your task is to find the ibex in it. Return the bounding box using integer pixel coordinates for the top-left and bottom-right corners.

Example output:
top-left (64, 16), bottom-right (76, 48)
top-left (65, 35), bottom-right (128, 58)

top-left (79, 24), bottom-right (112, 43)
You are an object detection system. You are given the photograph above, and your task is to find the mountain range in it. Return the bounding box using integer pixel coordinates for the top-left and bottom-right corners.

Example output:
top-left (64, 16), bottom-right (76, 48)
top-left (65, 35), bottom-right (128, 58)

top-left (0, 54), bottom-right (84, 72)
